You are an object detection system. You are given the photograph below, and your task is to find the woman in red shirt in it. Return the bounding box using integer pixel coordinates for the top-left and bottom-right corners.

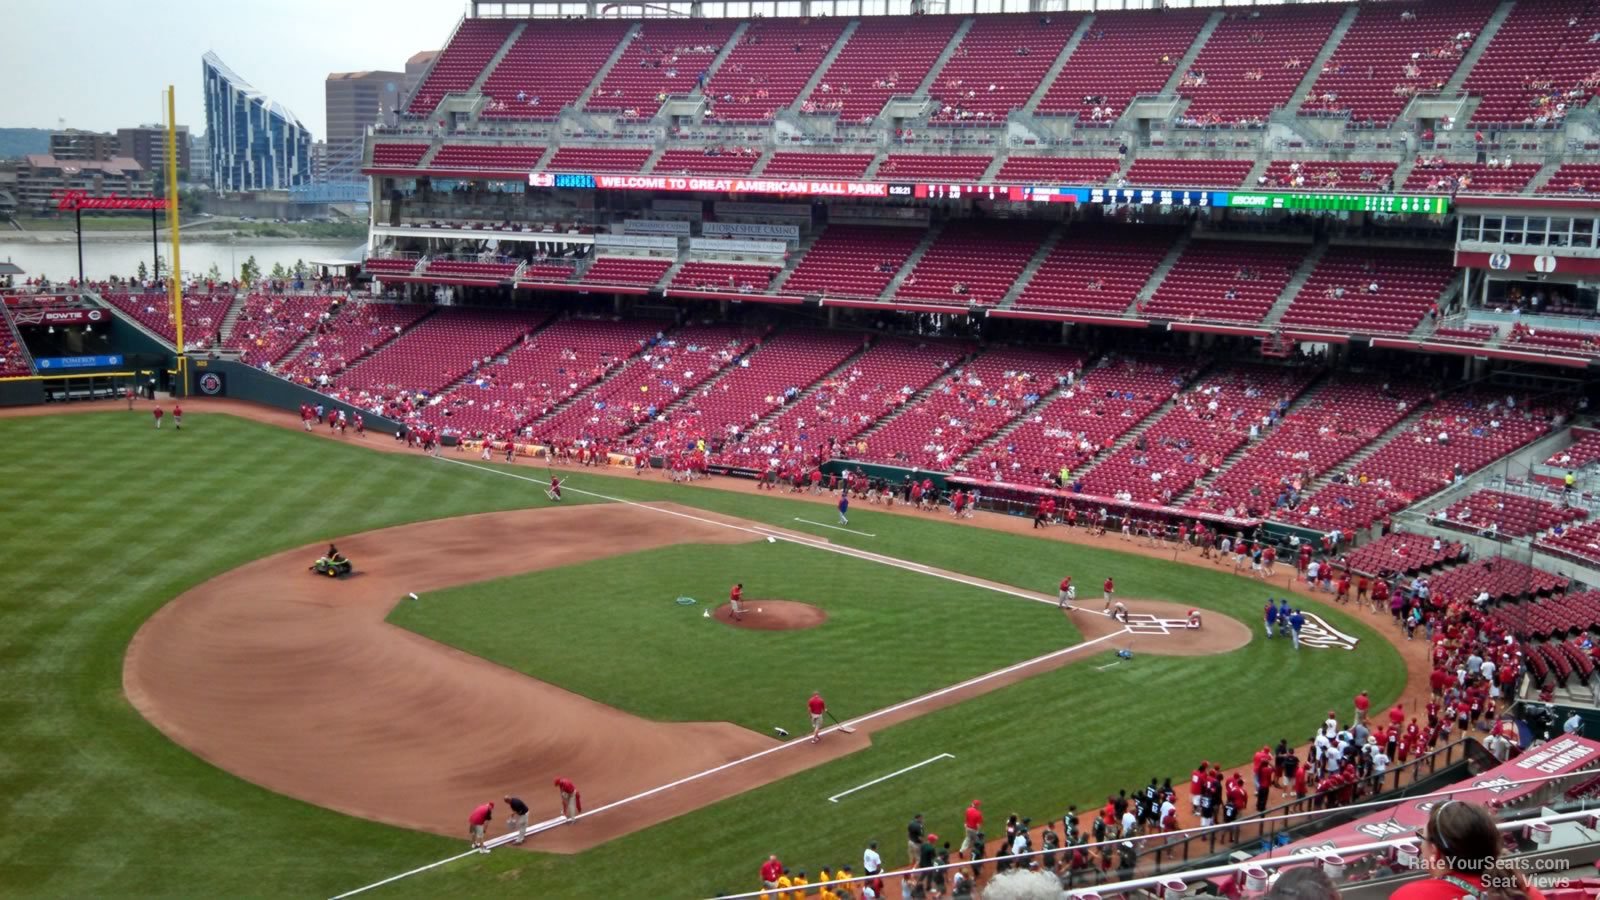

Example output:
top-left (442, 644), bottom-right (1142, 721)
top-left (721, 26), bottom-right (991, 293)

top-left (1392, 800), bottom-right (1545, 899)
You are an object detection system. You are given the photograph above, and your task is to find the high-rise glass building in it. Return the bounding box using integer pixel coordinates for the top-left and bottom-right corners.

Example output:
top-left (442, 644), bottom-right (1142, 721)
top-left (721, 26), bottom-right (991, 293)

top-left (202, 51), bottom-right (312, 192)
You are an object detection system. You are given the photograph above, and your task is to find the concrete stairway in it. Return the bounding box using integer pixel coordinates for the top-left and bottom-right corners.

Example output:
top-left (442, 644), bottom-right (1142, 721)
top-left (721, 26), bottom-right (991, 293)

top-left (1023, 15), bottom-right (1094, 114)
top-left (768, 230), bottom-right (822, 294)
top-left (789, 20), bottom-right (862, 113)
top-left (217, 292), bottom-right (248, 344)
top-left (1444, 0), bottom-right (1517, 94)
top-left (470, 22), bottom-right (529, 97)
top-left (308, 306), bottom-right (439, 384)
top-left (1168, 369), bottom-right (1332, 506)
top-left (1288, 5), bottom-right (1359, 110)
top-left (1264, 241), bottom-right (1328, 327)
top-left (1529, 159), bottom-right (1566, 194)
top-left (853, 348), bottom-right (976, 443)
top-left (741, 339), bottom-right (876, 434)
top-left (883, 223), bottom-right (946, 299)
top-left (1157, 12), bottom-right (1224, 96)
top-left (1303, 402), bottom-right (1432, 494)
top-left (998, 225), bottom-right (1066, 308)
top-left (750, 146), bottom-right (777, 176)
top-left (980, 153), bottom-right (1009, 182)
top-left (1243, 157), bottom-right (1273, 189)
top-left (956, 375), bottom-right (1080, 467)
top-left (575, 23), bottom-right (644, 109)
top-left (1405, 274), bottom-right (1466, 339)
top-left (914, 17), bottom-right (976, 96)
top-left (1128, 230), bottom-right (1194, 314)
top-left (697, 22), bottom-right (750, 94)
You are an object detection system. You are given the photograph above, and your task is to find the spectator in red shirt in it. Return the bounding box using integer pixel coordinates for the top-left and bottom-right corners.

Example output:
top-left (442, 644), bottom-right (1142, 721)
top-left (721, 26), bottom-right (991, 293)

top-left (962, 800), bottom-right (983, 858)
top-left (1389, 702), bottom-right (1406, 729)
top-left (468, 800), bottom-right (494, 852)
top-left (760, 854), bottom-right (783, 892)
top-left (1354, 690), bottom-right (1371, 724)
top-left (172, 403), bottom-right (182, 430)
top-left (152, 405), bottom-right (164, 429)
top-left (1103, 577), bottom-right (1115, 611)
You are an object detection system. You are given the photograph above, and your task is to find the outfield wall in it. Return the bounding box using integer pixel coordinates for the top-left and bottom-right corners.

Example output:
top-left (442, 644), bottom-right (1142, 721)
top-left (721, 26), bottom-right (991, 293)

top-left (187, 359), bottom-right (405, 435)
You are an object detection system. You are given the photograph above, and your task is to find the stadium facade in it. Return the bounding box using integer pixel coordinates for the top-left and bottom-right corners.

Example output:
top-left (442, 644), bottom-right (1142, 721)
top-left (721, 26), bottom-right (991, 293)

top-left (202, 50), bottom-right (312, 192)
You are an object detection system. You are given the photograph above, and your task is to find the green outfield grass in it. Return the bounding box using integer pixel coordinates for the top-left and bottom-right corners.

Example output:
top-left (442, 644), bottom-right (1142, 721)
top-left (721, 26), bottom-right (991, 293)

top-left (388, 541), bottom-right (1081, 730)
top-left (0, 410), bottom-right (1407, 899)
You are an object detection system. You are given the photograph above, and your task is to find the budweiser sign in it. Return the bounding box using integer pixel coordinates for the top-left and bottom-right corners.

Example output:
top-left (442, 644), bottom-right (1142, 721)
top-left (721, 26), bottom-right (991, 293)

top-left (53, 190), bottom-right (167, 211)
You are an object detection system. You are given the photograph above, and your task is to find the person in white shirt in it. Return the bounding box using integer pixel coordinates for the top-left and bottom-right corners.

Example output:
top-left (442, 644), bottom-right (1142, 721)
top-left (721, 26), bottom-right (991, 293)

top-left (1121, 809), bottom-right (1138, 837)
top-left (862, 841), bottom-right (882, 877)
top-left (1324, 713), bottom-right (1339, 739)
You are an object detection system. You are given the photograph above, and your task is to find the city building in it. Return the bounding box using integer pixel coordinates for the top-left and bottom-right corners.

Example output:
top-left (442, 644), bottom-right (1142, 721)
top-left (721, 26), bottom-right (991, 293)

top-left (15, 154), bottom-right (150, 212)
top-left (403, 51), bottom-right (438, 100)
top-left (116, 125), bottom-right (192, 175)
top-left (49, 129), bottom-right (119, 162)
top-left (189, 132), bottom-right (211, 184)
top-left (201, 50), bottom-right (312, 192)
top-left (325, 70), bottom-right (403, 183)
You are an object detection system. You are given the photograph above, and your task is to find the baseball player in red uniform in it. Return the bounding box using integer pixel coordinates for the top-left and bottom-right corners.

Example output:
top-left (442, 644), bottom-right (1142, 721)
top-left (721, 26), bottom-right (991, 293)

top-left (1057, 576), bottom-right (1075, 609)
top-left (1102, 577), bottom-right (1115, 612)
top-left (808, 691), bottom-right (826, 744)
top-left (730, 583), bottom-right (745, 621)
top-left (353, 413), bottom-right (365, 437)
top-left (554, 777), bottom-right (580, 823)
top-left (171, 403), bottom-right (183, 430)
top-left (152, 405), bottom-right (164, 429)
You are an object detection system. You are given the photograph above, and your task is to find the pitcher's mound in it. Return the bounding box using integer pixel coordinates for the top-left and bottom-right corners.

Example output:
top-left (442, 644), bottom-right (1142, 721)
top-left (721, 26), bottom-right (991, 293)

top-left (713, 600), bottom-right (827, 631)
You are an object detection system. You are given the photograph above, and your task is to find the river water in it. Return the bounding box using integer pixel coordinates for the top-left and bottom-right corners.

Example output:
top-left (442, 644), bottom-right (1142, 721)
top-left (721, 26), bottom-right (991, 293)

top-left (0, 239), bottom-right (358, 283)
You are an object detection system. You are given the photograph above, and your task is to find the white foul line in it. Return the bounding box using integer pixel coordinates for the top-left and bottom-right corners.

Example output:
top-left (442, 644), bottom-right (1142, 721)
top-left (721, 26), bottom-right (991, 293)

top-left (329, 457), bottom-right (1130, 899)
top-left (794, 517), bottom-right (876, 537)
top-left (1095, 660), bottom-right (1124, 671)
top-left (828, 753), bottom-right (954, 803)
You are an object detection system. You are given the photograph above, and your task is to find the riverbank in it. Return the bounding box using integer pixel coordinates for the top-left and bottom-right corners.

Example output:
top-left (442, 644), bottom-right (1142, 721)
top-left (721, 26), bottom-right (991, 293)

top-left (7, 219), bottom-right (367, 243)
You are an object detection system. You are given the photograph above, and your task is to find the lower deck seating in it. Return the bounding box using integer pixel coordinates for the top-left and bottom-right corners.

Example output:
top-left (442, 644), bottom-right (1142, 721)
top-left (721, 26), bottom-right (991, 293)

top-left (1345, 531), bottom-right (1465, 577)
top-left (333, 308), bottom-right (544, 398)
top-left (714, 338), bottom-right (962, 467)
top-left (416, 317), bottom-right (664, 435)
top-left (276, 303), bottom-right (431, 386)
top-left (962, 354), bottom-right (1189, 488)
top-left (225, 294), bottom-right (336, 368)
top-left (535, 323), bottom-right (766, 444)
top-left (1434, 488), bottom-right (1586, 538)
top-left (1549, 429), bottom-right (1600, 470)
top-left (857, 347), bottom-right (1086, 471)
top-left (0, 317), bottom-right (29, 376)
top-left (1075, 366), bottom-right (1317, 505)
top-left (629, 329), bottom-right (867, 458)
top-left (103, 291), bottom-right (233, 349)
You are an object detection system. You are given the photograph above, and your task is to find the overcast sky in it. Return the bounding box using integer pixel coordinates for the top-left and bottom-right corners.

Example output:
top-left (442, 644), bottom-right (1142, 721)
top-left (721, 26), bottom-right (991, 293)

top-left (4, 0), bottom-right (466, 140)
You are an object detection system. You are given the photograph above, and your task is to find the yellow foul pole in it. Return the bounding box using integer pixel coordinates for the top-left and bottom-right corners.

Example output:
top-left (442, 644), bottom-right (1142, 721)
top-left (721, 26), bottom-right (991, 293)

top-left (164, 85), bottom-right (185, 394)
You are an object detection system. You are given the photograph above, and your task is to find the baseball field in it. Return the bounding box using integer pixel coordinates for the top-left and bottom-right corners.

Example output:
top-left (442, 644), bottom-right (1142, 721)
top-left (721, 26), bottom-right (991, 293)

top-left (0, 403), bottom-right (1408, 898)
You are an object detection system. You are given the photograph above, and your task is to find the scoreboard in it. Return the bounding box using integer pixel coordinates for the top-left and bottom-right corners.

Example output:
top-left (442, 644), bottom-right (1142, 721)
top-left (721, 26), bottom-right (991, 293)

top-left (526, 170), bottom-right (1452, 215)
top-left (1226, 192), bottom-right (1450, 214)
top-left (1088, 187), bottom-right (1214, 207)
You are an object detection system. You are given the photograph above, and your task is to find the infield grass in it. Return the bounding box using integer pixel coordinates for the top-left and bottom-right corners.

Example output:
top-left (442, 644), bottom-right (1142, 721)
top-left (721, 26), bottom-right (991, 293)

top-left (0, 410), bottom-right (1407, 899)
